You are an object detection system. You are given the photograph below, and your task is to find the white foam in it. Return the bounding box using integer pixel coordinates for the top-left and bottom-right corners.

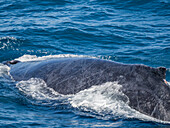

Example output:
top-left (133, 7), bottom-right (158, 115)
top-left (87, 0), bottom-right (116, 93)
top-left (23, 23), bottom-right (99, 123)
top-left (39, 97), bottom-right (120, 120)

top-left (70, 82), bottom-right (170, 124)
top-left (0, 63), bottom-right (10, 77)
top-left (16, 78), bottom-right (61, 100)
top-left (0, 63), bottom-right (13, 82)
top-left (15, 54), bottom-right (96, 62)
top-left (0, 36), bottom-right (19, 50)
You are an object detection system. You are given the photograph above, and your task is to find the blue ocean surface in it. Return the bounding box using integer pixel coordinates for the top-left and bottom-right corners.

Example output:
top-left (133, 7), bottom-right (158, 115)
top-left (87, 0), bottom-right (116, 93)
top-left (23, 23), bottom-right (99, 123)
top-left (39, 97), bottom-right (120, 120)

top-left (0, 0), bottom-right (170, 127)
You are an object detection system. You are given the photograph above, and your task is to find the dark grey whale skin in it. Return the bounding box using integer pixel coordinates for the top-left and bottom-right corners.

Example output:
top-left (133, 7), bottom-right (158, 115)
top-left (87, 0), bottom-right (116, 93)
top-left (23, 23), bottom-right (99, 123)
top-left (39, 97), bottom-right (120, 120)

top-left (9, 58), bottom-right (170, 121)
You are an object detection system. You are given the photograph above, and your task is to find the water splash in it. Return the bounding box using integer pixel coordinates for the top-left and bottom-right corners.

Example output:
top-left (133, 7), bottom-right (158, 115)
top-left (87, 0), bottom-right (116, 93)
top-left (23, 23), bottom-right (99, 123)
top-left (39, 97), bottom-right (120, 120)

top-left (15, 54), bottom-right (97, 62)
top-left (70, 82), bottom-right (170, 124)
top-left (16, 78), bottom-right (61, 100)
top-left (0, 63), bottom-right (13, 82)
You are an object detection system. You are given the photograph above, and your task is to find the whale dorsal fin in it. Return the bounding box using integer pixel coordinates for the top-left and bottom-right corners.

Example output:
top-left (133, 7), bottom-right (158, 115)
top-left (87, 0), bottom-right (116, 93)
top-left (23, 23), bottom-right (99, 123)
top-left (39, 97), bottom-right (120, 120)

top-left (157, 67), bottom-right (166, 79)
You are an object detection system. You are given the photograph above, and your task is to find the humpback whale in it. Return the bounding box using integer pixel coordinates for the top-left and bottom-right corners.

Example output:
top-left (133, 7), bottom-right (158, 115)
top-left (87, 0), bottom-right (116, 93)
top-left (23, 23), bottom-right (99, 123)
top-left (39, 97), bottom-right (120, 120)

top-left (8, 57), bottom-right (170, 121)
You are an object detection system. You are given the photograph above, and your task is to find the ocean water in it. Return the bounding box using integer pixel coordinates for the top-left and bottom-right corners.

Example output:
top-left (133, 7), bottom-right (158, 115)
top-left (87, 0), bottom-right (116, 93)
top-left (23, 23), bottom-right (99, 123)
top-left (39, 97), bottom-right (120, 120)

top-left (0, 0), bottom-right (170, 127)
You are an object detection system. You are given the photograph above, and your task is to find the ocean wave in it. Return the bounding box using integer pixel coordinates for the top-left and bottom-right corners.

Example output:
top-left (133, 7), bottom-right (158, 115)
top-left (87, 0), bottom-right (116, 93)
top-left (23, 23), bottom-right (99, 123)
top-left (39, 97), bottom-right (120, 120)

top-left (97, 0), bottom-right (170, 7)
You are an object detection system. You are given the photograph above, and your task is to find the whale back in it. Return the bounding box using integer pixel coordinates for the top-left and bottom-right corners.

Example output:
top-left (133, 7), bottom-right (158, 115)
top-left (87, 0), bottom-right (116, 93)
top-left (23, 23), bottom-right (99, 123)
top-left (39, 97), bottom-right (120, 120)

top-left (9, 58), bottom-right (170, 121)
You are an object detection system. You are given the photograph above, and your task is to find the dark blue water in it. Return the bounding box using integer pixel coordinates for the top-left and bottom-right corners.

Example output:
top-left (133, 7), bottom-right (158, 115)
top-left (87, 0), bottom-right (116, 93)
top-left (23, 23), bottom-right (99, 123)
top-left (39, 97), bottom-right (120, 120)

top-left (0, 0), bottom-right (170, 127)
